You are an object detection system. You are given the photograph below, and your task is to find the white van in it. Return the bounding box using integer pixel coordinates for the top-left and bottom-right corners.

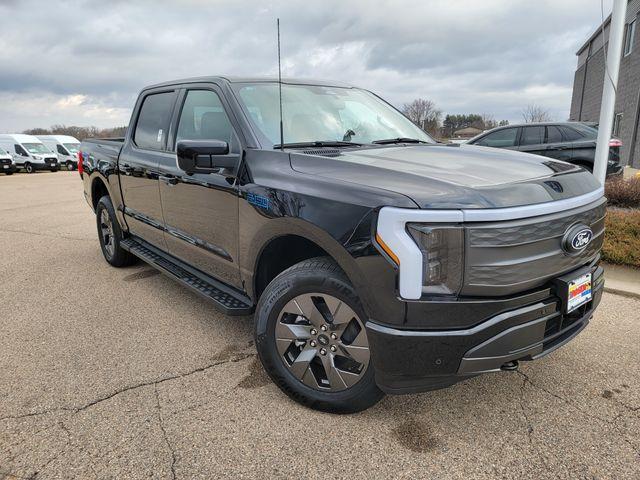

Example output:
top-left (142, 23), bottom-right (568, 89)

top-left (0, 146), bottom-right (16, 175)
top-left (0, 134), bottom-right (59, 173)
top-left (37, 135), bottom-right (80, 171)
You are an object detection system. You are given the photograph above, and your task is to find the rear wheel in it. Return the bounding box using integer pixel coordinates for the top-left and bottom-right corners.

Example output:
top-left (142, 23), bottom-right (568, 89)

top-left (255, 257), bottom-right (383, 413)
top-left (96, 196), bottom-right (136, 267)
top-left (24, 163), bottom-right (34, 174)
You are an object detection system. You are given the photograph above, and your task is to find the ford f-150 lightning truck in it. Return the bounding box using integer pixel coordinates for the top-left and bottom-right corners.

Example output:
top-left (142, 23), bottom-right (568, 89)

top-left (80, 77), bottom-right (605, 413)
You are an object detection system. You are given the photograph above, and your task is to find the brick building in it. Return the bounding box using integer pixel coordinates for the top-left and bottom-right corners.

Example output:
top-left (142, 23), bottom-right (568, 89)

top-left (570, 0), bottom-right (640, 167)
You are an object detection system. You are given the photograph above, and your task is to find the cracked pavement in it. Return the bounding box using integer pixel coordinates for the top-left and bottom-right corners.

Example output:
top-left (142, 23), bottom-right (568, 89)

top-left (1, 172), bottom-right (639, 479)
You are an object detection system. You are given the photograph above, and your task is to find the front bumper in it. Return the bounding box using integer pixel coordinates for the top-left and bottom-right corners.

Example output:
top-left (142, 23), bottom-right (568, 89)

top-left (366, 265), bottom-right (604, 394)
top-left (1, 163), bottom-right (16, 173)
top-left (23, 161), bottom-right (58, 171)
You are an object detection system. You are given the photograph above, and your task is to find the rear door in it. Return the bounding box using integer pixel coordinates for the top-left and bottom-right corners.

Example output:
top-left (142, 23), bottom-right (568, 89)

top-left (517, 125), bottom-right (546, 157)
top-left (157, 86), bottom-right (243, 289)
top-left (543, 125), bottom-right (572, 162)
top-left (119, 89), bottom-right (178, 249)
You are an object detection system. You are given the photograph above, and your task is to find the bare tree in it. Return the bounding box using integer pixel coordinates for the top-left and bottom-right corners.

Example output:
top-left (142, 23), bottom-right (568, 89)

top-left (521, 105), bottom-right (552, 123)
top-left (402, 98), bottom-right (442, 137)
top-left (23, 125), bottom-right (128, 140)
top-left (480, 113), bottom-right (497, 130)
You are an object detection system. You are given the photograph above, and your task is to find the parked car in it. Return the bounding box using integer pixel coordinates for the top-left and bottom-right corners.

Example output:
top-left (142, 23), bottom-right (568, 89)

top-left (37, 135), bottom-right (81, 170)
top-left (80, 77), bottom-right (605, 413)
top-left (0, 146), bottom-right (16, 175)
top-left (0, 134), bottom-right (59, 173)
top-left (466, 122), bottom-right (622, 176)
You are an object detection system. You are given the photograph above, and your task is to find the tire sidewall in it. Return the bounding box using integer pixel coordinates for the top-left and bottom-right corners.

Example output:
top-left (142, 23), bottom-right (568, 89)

top-left (96, 196), bottom-right (133, 267)
top-left (255, 263), bottom-right (381, 413)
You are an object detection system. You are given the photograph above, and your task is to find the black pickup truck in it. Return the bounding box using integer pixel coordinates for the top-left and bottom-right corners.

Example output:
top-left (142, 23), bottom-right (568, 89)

top-left (80, 76), bottom-right (605, 413)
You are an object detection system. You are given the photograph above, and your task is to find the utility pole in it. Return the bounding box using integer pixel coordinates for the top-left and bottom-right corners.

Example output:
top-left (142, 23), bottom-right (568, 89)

top-left (593, 0), bottom-right (627, 184)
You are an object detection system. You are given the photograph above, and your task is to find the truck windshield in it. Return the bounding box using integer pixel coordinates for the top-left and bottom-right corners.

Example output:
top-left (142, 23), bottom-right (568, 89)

top-left (234, 83), bottom-right (434, 147)
top-left (63, 143), bottom-right (80, 154)
top-left (22, 143), bottom-right (51, 154)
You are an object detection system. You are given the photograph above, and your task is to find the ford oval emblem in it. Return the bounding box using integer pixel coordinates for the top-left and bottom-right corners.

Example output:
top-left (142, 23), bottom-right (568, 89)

top-left (563, 225), bottom-right (593, 254)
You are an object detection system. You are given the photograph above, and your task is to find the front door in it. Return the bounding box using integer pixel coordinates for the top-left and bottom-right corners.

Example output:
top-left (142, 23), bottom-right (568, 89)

top-left (119, 89), bottom-right (177, 249)
top-left (158, 87), bottom-right (242, 289)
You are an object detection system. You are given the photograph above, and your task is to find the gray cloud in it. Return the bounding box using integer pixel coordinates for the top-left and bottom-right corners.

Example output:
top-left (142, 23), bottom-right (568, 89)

top-left (0, 0), bottom-right (612, 130)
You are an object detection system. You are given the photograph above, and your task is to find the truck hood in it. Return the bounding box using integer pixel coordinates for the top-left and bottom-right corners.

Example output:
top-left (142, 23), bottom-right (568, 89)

top-left (290, 144), bottom-right (601, 209)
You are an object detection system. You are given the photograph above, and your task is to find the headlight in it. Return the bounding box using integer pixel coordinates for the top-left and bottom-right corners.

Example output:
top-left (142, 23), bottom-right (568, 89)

top-left (407, 224), bottom-right (464, 295)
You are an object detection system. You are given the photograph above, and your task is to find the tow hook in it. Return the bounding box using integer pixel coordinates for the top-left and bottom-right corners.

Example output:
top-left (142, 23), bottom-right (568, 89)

top-left (501, 360), bottom-right (519, 371)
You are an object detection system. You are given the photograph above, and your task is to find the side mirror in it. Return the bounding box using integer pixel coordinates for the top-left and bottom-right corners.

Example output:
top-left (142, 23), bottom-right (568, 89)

top-left (176, 140), bottom-right (231, 173)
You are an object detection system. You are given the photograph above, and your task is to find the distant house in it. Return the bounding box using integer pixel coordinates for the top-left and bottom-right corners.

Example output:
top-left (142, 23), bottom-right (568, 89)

top-left (453, 127), bottom-right (483, 139)
top-left (570, 0), bottom-right (640, 167)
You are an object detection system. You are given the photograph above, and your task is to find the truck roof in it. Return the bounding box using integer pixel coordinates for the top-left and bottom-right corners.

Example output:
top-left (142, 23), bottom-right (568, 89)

top-left (145, 76), bottom-right (355, 90)
top-left (0, 133), bottom-right (44, 143)
top-left (37, 135), bottom-right (81, 143)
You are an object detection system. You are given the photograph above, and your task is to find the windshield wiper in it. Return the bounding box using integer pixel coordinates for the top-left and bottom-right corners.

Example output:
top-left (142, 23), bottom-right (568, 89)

top-left (371, 137), bottom-right (429, 145)
top-left (274, 140), bottom-right (363, 149)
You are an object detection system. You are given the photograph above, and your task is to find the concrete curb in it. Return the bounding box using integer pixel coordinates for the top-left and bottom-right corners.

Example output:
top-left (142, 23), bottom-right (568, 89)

top-left (603, 286), bottom-right (640, 300)
top-left (602, 262), bottom-right (640, 300)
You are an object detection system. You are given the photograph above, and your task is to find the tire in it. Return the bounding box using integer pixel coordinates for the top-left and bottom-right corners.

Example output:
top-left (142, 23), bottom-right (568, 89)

top-left (96, 195), bottom-right (137, 267)
top-left (24, 163), bottom-right (34, 174)
top-left (5, 172), bottom-right (13, 176)
top-left (255, 257), bottom-right (383, 413)
top-left (66, 161), bottom-right (76, 171)
top-left (50, 168), bottom-right (58, 172)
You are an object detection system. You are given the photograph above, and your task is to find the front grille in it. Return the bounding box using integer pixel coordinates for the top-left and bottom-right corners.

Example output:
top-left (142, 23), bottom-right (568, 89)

top-left (0, 158), bottom-right (10, 166)
top-left (462, 198), bottom-right (606, 296)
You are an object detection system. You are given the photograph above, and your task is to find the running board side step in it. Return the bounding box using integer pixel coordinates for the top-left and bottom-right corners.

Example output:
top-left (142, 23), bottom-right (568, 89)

top-left (121, 236), bottom-right (254, 316)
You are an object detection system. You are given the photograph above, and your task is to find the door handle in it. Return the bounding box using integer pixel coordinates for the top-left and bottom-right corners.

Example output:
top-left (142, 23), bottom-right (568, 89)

top-left (159, 175), bottom-right (178, 186)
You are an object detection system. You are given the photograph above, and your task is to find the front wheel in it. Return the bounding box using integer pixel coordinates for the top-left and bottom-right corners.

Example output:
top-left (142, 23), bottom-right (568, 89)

top-left (255, 257), bottom-right (383, 413)
top-left (66, 161), bottom-right (76, 171)
top-left (96, 196), bottom-right (137, 267)
top-left (24, 163), bottom-right (34, 174)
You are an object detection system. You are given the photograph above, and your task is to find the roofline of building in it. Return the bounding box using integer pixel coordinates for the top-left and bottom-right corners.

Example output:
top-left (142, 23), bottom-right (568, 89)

top-left (576, 12), bottom-right (612, 55)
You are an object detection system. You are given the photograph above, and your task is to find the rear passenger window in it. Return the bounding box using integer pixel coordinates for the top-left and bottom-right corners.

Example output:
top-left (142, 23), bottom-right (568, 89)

top-left (134, 91), bottom-right (175, 150)
top-left (520, 126), bottom-right (544, 146)
top-left (559, 126), bottom-right (583, 141)
top-left (475, 128), bottom-right (518, 147)
top-left (176, 90), bottom-right (238, 152)
top-left (546, 126), bottom-right (563, 144)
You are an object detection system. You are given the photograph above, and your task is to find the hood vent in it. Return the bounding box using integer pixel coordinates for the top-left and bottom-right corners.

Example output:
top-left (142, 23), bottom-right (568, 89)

top-left (301, 148), bottom-right (342, 157)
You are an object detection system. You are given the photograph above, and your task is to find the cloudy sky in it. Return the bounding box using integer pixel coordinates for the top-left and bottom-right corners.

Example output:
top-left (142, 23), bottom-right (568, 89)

top-left (0, 0), bottom-right (612, 132)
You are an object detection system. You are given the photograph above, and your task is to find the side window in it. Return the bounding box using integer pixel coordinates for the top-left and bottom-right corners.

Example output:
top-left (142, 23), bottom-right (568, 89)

top-left (56, 145), bottom-right (67, 155)
top-left (15, 144), bottom-right (27, 156)
top-left (624, 19), bottom-right (636, 56)
top-left (133, 91), bottom-right (175, 150)
top-left (176, 90), bottom-right (238, 152)
top-left (559, 126), bottom-right (583, 141)
top-left (475, 128), bottom-right (517, 147)
top-left (520, 126), bottom-right (544, 146)
top-left (546, 126), bottom-right (563, 144)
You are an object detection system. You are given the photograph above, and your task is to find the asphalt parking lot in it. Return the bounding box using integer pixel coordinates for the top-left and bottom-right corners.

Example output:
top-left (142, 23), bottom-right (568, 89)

top-left (0, 171), bottom-right (639, 479)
